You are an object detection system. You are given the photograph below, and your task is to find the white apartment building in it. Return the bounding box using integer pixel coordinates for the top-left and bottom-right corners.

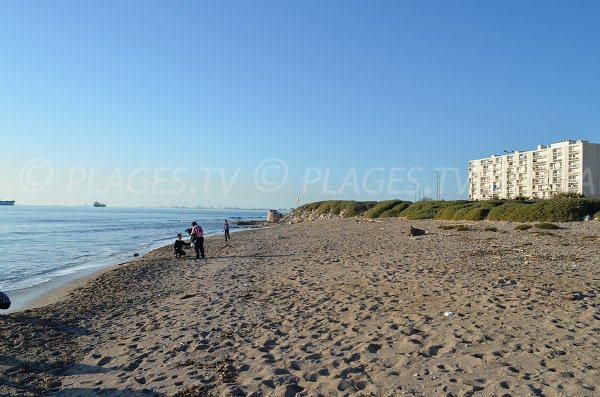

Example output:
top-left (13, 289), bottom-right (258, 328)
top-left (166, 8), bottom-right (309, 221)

top-left (468, 140), bottom-right (600, 200)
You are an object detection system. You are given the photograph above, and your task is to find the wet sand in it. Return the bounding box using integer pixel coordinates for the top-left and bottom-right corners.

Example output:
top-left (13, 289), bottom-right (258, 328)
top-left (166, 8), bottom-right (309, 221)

top-left (0, 218), bottom-right (598, 397)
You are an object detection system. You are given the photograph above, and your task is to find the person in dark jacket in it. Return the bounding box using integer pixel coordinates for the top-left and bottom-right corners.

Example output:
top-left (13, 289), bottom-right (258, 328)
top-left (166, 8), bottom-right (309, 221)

top-left (0, 291), bottom-right (11, 310)
top-left (224, 219), bottom-right (231, 241)
top-left (174, 233), bottom-right (190, 258)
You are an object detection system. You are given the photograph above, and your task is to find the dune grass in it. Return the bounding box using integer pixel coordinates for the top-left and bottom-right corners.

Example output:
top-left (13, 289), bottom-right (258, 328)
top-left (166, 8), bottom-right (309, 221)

top-left (535, 223), bottom-right (562, 230)
top-left (293, 198), bottom-right (600, 223)
top-left (514, 224), bottom-right (533, 231)
top-left (364, 200), bottom-right (407, 219)
top-left (435, 200), bottom-right (504, 221)
top-left (399, 200), bottom-right (456, 220)
top-left (487, 199), bottom-right (600, 222)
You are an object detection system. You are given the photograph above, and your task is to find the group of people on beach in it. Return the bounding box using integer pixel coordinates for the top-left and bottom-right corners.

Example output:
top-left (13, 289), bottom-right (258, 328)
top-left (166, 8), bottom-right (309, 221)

top-left (0, 220), bottom-right (232, 312)
top-left (174, 219), bottom-right (230, 259)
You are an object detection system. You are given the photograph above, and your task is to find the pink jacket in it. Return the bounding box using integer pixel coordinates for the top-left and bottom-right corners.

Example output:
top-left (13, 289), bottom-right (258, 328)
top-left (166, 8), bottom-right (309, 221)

top-left (191, 225), bottom-right (204, 238)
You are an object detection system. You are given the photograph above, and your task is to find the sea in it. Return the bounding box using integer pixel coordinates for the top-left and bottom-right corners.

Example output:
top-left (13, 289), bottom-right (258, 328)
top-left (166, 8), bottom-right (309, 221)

top-left (0, 206), bottom-right (267, 294)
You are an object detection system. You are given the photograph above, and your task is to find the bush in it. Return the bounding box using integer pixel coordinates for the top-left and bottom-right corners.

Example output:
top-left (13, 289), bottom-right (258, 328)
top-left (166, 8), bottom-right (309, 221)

top-left (435, 201), bottom-right (503, 221)
top-left (298, 201), bottom-right (323, 212)
top-left (488, 199), bottom-right (600, 222)
top-left (295, 198), bottom-right (600, 223)
top-left (400, 200), bottom-right (457, 220)
top-left (595, 211), bottom-right (600, 220)
top-left (434, 202), bottom-right (472, 220)
top-left (552, 192), bottom-right (585, 199)
top-left (364, 200), bottom-right (406, 219)
top-left (316, 201), bottom-right (336, 215)
top-left (454, 225), bottom-right (470, 231)
top-left (380, 202), bottom-right (411, 218)
top-left (341, 201), bottom-right (377, 218)
top-left (487, 202), bottom-right (530, 221)
top-left (297, 200), bottom-right (379, 217)
top-left (535, 223), bottom-right (561, 230)
top-left (515, 224), bottom-right (532, 231)
top-left (484, 226), bottom-right (498, 232)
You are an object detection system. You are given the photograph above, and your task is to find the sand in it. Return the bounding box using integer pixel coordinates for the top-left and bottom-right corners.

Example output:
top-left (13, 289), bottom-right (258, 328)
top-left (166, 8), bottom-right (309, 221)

top-left (0, 218), bottom-right (598, 397)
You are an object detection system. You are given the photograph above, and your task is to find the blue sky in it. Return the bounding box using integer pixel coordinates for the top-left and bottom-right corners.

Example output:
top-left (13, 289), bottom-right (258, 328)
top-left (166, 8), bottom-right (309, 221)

top-left (1, 1), bottom-right (599, 207)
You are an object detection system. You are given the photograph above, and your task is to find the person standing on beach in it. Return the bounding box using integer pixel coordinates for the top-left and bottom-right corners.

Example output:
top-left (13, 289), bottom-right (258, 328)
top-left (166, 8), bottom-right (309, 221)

top-left (190, 221), bottom-right (205, 259)
top-left (224, 219), bottom-right (231, 241)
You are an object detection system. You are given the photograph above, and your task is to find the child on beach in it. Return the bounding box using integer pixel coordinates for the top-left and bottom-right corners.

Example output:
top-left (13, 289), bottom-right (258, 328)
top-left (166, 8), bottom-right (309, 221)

top-left (190, 221), bottom-right (205, 259)
top-left (224, 219), bottom-right (230, 241)
top-left (174, 233), bottom-right (190, 258)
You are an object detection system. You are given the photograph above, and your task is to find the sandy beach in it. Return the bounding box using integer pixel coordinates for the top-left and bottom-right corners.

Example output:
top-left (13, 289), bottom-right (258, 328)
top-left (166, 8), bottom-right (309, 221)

top-left (0, 218), bottom-right (598, 397)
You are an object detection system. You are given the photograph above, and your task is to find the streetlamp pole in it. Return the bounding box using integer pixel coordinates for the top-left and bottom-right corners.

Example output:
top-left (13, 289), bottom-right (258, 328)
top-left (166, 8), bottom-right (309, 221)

top-left (435, 171), bottom-right (440, 200)
top-left (416, 180), bottom-right (420, 201)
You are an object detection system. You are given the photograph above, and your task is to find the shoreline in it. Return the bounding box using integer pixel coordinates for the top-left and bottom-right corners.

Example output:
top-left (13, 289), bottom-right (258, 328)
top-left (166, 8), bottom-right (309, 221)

top-left (1, 218), bottom-right (598, 397)
top-left (4, 225), bottom-right (265, 314)
top-left (5, 264), bottom-right (124, 313)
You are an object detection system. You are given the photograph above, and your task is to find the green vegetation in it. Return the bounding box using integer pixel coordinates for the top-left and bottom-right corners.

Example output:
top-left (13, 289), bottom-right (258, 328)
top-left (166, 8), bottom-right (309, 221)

top-left (439, 224), bottom-right (470, 231)
top-left (296, 200), bottom-right (378, 218)
top-left (298, 201), bottom-right (324, 212)
top-left (595, 211), bottom-right (600, 220)
top-left (292, 198), bottom-right (600, 222)
top-left (487, 199), bottom-right (600, 222)
top-left (552, 192), bottom-right (585, 199)
top-left (484, 226), bottom-right (498, 232)
top-left (341, 201), bottom-right (377, 217)
top-left (316, 201), bottom-right (341, 215)
top-left (486, 202), bottom-right (529, 221)
top-left (399, 200), bottom-right (455, 220)
top-left (379, 202), bottom-right (411, 218)
top-left (535, 223), bottom-right (562, 230)
top-left (364, 200), bottom-right (407, 218)
top-left (434, 200), bottom-right (504, 221)
top-left (514, 224), bottom-right (533, 231)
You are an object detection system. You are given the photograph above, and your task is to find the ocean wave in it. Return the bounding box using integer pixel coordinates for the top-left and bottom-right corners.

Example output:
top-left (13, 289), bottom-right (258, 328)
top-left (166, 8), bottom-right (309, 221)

top-left (0, 276), bottom-right (52, 292)
top-left (1, 208), bottom-right (266, 296)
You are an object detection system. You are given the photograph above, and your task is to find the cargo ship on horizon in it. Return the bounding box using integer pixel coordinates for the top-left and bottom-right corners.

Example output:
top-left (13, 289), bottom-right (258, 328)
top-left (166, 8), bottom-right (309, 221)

top-left (0, 200), bottom-right (15, 206)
